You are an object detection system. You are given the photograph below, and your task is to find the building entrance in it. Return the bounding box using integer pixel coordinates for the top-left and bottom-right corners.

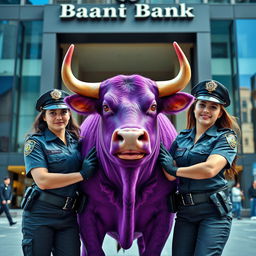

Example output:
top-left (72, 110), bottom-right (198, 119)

top-left (60, 41), bottom-right (194, 131)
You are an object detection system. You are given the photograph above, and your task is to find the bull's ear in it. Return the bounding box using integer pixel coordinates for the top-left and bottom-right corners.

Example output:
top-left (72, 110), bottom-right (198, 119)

top-left (64, 95), bottom-right (97, 115)
top-left (160, 92), bottom-right (194, 114)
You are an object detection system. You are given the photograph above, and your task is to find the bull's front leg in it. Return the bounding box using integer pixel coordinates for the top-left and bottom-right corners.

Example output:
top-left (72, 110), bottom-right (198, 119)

top-left (140, 211), bottom-right (175, 256)
top-left (79, 210), bottom-right (106, 256)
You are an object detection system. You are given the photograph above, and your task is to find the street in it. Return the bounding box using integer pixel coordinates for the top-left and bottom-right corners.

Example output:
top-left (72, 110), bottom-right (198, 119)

top-left (0, 211), bottom-right (255, 256)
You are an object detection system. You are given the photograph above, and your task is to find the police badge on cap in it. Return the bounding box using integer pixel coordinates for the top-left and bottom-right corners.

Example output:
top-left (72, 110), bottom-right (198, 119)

top-left (191, 80), bottom-right (231, 107)
top-left (35, 89), bottom-right (70, 111)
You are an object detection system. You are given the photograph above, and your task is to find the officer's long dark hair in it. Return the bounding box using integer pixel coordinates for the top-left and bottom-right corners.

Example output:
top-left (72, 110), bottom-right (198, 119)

top-left (31, 110), bottom-right (80, 139)
top-left (186, 100), bottom-right (240, 179)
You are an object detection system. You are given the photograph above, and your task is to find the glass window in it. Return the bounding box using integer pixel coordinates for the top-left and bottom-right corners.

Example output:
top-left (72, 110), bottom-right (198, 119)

top-left (15, 21), bottom-right (43, 152)
top-left (242, 99), bottom-right (247, 108)
top-left (242, 111), bottom-right (248, 123)
top-left (211, 21), bottom-right (235, 115)
top-left (53, 0), bottom-right (79, 4)
top-left (235, 0), bottom-right (256, 3)
top-left (211, 20), bottom-right (243, 153)
top-left (236, 19), bottom-right (256, 153)
top-left (181, 0), bottom-right (203, 3)
top-left (0, 21), bottom-right (18, 152)
top-left (208, 0), bottom-right (230, 3)
top-left (25, 0), bottom-right (49, 4)
top-left (150, 0), bottom-right (176, 3)
top-left (212, 42), bottom-right (228, 58)
top-left (0, 0), bottom-right (20, 4)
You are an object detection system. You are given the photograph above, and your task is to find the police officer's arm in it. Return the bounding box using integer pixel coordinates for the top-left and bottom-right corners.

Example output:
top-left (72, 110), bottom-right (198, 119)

top-left (0, 184), bottom-right (5, 203)
top-left (31, 168), bottom-right (83, 190)
top-left (175, 133), bottom-right (237, 179)
top-left (25, 140), bottom-right (97, 190)
top-left (161, 133), bottom-right (237, 180)
top-left (174, 154), bottom-right (227, 179)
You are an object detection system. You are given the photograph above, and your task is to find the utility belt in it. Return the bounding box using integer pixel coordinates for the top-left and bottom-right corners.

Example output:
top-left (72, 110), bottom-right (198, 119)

top-left (168, 185), bottom-right (232, 216)
top-left (21, 186), bottom-right (87, 214)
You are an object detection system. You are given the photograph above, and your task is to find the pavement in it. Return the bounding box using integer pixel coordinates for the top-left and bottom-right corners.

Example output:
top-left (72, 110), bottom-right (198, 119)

top-left (0, 210), bottom-right (256, 255)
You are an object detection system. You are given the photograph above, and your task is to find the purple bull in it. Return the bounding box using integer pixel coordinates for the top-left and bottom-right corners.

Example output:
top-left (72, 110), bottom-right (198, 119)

top-left (62, 42), bottom-right (194, 256)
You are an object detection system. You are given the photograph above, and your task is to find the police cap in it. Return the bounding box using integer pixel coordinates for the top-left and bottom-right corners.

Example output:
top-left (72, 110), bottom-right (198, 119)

top-left (191, 80), bottom-right (230, 107)
top-left (36, 89), bottom-right (70, 111)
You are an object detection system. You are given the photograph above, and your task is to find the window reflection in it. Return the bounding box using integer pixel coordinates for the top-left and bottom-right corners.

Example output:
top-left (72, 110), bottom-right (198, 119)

top-left (208, 0), bottom-right (229, 3)
top-left (211, 20), bottom-right (243, 154)
top-left (15, 21), bottom-right (43, 152)
top-left (0, 0), bottom-right (20, 4)
top-left (0, 21), bottom-right (18, 152)
top-left (211, 21), bottom-right (235, 115)
top-left (25, 0), bottom-right (49, 4)
top-left (236, 19), bottom-right (256, 153)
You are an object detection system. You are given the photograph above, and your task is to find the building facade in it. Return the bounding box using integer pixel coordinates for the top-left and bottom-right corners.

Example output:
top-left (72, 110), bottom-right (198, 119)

top-left (1, 0), bottom-right (256, 207)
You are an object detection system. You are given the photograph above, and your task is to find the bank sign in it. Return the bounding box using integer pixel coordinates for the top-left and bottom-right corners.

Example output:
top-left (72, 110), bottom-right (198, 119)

top-left (60, 0), bottom-right (195, 20)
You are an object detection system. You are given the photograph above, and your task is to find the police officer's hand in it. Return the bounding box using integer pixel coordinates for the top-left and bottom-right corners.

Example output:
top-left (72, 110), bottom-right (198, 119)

top-left (158, 143), bottom-right (178, 177)
top-left (80, 147), bottom-right (98, 180)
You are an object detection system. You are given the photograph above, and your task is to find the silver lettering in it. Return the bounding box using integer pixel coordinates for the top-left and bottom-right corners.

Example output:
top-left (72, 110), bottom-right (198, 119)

top-left (119, 4), bottom-right (127, 18)
top-left (76, 7), bottom-right (88, 18)
top-left (151, 7), bottom-right (163, 18)
top-left (103, 7), bottom-right (117, 18)
top-left (179, 3), bottom-right (194, 18)
top-left (135, 4), bottom-right (150, 18)
top-left (89, 7), bottom-right (101, 18)
top-left (164, 7), bottom-right (178, 18)
top-left (60, 4), bottom-right (76, 18)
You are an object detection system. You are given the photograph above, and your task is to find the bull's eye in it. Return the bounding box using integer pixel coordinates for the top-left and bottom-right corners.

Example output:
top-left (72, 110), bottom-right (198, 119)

top-left (103, 104), bottom-right (110, 112)
top-left (150, 104), bottom-right (157, 112)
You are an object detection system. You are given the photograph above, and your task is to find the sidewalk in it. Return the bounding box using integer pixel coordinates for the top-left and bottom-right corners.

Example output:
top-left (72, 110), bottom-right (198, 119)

top-left (1, 212), bottom-right (256, 256)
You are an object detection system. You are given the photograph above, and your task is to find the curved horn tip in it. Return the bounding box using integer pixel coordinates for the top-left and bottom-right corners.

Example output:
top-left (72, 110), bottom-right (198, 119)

top-left (67, 44), bottom-right (74, 55)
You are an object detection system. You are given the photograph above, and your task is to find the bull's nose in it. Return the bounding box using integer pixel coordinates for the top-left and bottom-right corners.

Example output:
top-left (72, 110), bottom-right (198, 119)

top-left (113, 128), bottom-right (149, 147)
top-left (110, 128), bottom-right (151, 159)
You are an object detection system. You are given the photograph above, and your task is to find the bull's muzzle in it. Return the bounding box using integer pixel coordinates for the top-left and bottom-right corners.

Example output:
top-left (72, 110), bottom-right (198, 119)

top-left (110, 128), bottom-right (150, 160)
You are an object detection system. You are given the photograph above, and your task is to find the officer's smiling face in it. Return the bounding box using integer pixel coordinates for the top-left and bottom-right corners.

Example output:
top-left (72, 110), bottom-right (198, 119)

top-left (194, 100), bottom-right (222, 129)
top-left (43, 109), bottom-right (71, 133)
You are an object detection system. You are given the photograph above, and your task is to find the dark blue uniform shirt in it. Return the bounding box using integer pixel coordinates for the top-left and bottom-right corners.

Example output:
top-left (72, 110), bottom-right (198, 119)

top-left (170, 125), bottom-right (237, 194)
top-left (0, 183), bottom-right (12, 201)
top-left (24, 128), bottom-right (82, 198)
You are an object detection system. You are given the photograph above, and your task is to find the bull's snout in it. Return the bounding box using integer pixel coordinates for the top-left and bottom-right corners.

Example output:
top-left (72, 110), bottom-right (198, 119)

top-left (110, 128), bottom-right (151, 160)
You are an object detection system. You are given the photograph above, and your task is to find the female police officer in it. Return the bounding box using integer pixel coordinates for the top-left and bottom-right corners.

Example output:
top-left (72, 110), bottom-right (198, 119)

top-left (159, 80), bottom-right (239, 256)
top-left (22, 89), bottom-right (97, 256)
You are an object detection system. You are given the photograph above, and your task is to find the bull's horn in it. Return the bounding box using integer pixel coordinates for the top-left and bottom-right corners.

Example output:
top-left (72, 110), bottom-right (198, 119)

top-left (156, 42), bottom-right (191, 97)
top-left (61, 44), bottom-right (100, 99)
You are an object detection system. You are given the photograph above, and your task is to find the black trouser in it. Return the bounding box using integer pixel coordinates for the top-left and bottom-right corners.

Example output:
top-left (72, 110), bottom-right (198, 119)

top-left (0, 203), bottom-right (14, 224)
top-left (22, 201), bottom-right (80, 256)
top-left (172, 202), bottom-right (232, 256)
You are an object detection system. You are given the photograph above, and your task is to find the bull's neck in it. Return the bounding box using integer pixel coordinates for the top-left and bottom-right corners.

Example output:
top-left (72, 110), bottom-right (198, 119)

top-left (119, 166), bottom-right (140, 249)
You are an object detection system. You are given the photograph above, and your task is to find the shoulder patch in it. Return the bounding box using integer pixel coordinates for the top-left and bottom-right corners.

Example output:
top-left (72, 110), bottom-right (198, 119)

top-left (180, 129), bottom-right (191, 134)
top-left (218, 128), bottom-right (232, 132)
top-left (24, 140), bottom-right (36, 156)
top-left (225, 133), bottom-right (237, 149)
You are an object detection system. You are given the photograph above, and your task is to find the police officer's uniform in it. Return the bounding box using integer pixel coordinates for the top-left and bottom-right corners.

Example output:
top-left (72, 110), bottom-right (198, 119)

top-left (22, 90), bottom-right (82, 256)
top-left (0, 178), bottom-right (16, 225)
top-left (170, 80), bottom-right (237, 256)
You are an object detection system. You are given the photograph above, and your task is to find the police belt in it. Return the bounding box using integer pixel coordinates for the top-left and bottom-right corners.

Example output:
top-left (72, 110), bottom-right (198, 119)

top-left (38, 191), bottom-right (77, 211)
top-left (177, 186), bottom-right (229, 206)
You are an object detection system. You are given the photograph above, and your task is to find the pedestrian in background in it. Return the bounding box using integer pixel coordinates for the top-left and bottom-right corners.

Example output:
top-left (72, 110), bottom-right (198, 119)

top-left (159, 80), bottom-right (239, 256)
top-left (22, 89), bottom-right (98, 256)
top-left (231, 182), bottom-right (243, 220)
top-left (0, 176), bottom-right (17, 226)
top-left (248, 180), bottom-right (256, 220)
